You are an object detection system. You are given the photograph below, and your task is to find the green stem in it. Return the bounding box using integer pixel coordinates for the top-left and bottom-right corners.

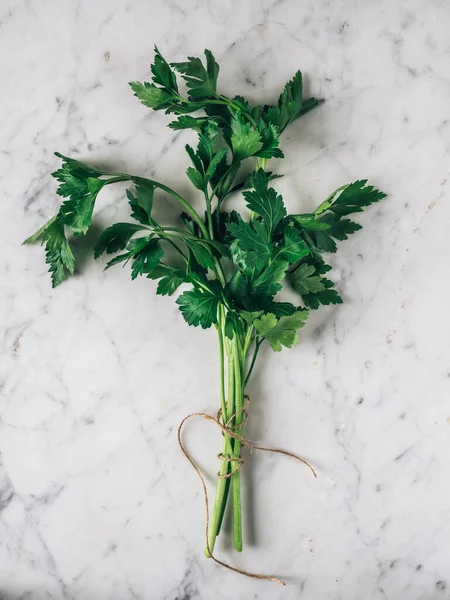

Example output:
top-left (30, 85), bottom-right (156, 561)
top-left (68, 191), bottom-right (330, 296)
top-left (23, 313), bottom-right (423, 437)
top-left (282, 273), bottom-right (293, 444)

top-left (157, 236), bottom-right (187, 262)
top-left (175, 91), bottom-right (257, 127)
top-left (206, 308), bottom-right (234, 556)
top-left (231, 336), bottom-right (244, 552)
top-left (218, 95), bottom-right (258, 127)
top-left (105, 174), bottom-right (210, 240)
top-left (245, 338), bottom-right (262, 386)
top-left (205, 193), bottom-right (214, 239)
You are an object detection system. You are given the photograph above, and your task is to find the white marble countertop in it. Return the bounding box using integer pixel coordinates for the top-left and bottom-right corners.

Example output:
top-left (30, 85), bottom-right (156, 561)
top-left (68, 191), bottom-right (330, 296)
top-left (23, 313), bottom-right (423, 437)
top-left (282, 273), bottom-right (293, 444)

top-left (2, 1), bottom-right (450, 598)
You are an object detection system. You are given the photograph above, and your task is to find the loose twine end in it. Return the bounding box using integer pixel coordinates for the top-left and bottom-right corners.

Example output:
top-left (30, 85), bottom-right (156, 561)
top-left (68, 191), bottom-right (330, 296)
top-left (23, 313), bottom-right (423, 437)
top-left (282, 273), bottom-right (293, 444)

top-left (176, 395), bottom-right (317, 586)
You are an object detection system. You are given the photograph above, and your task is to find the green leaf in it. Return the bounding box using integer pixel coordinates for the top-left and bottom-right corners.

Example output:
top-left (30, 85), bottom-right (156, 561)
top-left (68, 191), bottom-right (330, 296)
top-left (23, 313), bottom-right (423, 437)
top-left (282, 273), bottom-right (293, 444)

top-left (253, 260), bottom-right (289, 297)
top-left (290, 263), bottom-right (326, 294)
top-left (225, 270), bottom-right (249, 303)
top-left (197, 126), bottom-right (218, 169)
top-left (227, 170), bottom-right (282, 197)
top-left (307, 218), bottom-right (362, 254)
top-left (130, 239), bottom-right (163, 280)
top-left (151, 46), bottom-right (178, 93)
top-left (204, 148), bottom-right (228, 182)
top-left (171, 50), bottom-right (219, 99)
top-left (129, 81), bottom-right (174, 110)
top-left (165, 100), bottom-right (209, 115)
top-left (176, 287), bottom-right (220, 328)
top-left (40, 220), bottom-right (75, 287)
top-left (240, 310), bottom-right (264, 326)
top-left (180, 212), bottom-right (200, 237)
top-left (51, 153), bottom-right (105, 236)
top-left (127, 181), bottom-right (155, 225)
top-left (185, 240), bottom-right (215, 270)
top-left (105, 253), bottom-right (132, 269)
top-left (53, 152), bottom-right (102, 183)
top-left (313, 231), bottom-right (337, 253)
top-left (186, 166), bottom-right (205, 190)
top-left (264, 71), bottom-right (322, 133)
top-left (211, 209), bottom-right (239, 243)
top-left (23, 215), bottom-right (57, 245)
top-left (327, 180), bottom-right (387, 216)
top-left (290, 261), bottom-right (343, 309)
top-left (169, 115), bottom-right (211, 131)
top-left (269, 302), bottom-right (297, 317)
top-left (227, 219), bottom-right (272, 269)
top-left (185, 128), bottom-right (226, 192)
top-left (94, 223), bottom-right (145, 258)
top-left (254, 310), bottom-right (309, 351)
top-left (290, 213), bottom-right (332, 231)
top-left (255, 120), bottom-right (284, 159)
top-left (229, 239), bottom-right (249, 271)
top-left (321, 216), bottom-right (362, 240)
top-left (279, 225), bottom-right (309, 263)
top-left (243, 169), bottom-right (286, 235)
top-left (185, 144), bottom-right (203, 174)
top-left (147, 265), bottom-right (188, 296)
top-left (302, 286), bottom-right (343, 309)
top-left (230, 113), bottom-right (263, 161)
top-left (58, 177), bottom-right (105, 236)
top-left (210, 160), bottom-right (240, 201)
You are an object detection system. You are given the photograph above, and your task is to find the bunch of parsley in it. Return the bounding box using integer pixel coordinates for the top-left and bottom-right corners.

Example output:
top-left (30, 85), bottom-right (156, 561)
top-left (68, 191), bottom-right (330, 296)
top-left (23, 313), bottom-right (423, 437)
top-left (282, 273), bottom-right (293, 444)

top-left (24, 48), bottom-right (386, 558)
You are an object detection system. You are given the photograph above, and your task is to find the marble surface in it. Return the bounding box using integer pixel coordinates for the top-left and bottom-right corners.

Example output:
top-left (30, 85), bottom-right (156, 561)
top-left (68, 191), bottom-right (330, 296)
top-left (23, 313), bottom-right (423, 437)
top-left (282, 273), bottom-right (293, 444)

top-left (2, 0), bottom-right (450, 598)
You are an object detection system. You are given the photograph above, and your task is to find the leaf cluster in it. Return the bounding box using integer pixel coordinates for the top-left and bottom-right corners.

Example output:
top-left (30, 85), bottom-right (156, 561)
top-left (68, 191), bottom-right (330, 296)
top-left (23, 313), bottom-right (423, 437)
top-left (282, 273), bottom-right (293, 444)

top-left (24, 48), bottom-right (386, 352)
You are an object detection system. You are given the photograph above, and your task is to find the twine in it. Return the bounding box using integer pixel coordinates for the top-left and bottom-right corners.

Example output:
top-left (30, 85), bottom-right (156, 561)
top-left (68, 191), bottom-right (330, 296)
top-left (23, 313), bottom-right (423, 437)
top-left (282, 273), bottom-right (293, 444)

top-left (177, 396), bottom-right (317, 585)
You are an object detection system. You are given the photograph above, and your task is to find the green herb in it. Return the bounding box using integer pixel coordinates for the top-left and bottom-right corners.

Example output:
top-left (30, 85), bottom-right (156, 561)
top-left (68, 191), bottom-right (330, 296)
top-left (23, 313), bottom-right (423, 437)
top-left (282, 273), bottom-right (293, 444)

top-left (24, 47), bottom-right (386, 563)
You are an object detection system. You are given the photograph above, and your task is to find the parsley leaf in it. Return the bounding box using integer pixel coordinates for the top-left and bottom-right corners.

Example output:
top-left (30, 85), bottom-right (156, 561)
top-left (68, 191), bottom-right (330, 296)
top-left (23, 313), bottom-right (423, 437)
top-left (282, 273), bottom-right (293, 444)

top-left (151, 46), bottom-right (178, 93)
top-left (320, 214), bottom-right (362, 240)
top-left (147, 265), bottom-right (188, 296)
top-left (254, 310), bottom-right (309, 351)
top-left (315, 180), bottom-right (387, 217)
top-left (264, 71), bottom-right (322, 133)
top-left (289, 263), bottom-right (325, 294)
top-left (289, 261), bottom-right (343, 309)
top-left (268, 302), bottom-right (297, 317)
top-left (130, 238), bottom-right (164, 280)
top-left (328, 180), bottom-right (387, 216)
top-left (290, 213), bottom-right (332, 231)
top-left (129, 81), bottom-right (175, 110)
top-left (176, 286), bottom-right (220, 328)
top-left (57, 177), bottom-right (105, 235)
top-left (243, 169), bottom-right (286, 235)
top-left (291, 181), bottom-right (385, 256)
top-left (253, 260), bottom-right (289, 297)
top-left (32, 220), bottom-right (75, 288)
top-left (227, 170), bottom-right (282, 197)
top-left (186, 148), bottom-right (228, 192)
top-left (278, 225), bottom-right (309, 263)
top-left (227, 219), bottom-right (272, 269)
top-left (22, 215), bottom-right (57, 245)
top-left (255, 121), bottom-right (284, 159)
top-left (185, 240), bottom-right (216, 270)
top-left (267, 72), bottom-right (322, 133)
top-left (169, 115), bottom-right (212, 131)
top-left (94, 223), bottom-right (146, 258)
top-left (172, 50), bottom-right (219, 99)
top-left (127, 181), bottom-right (155, 226)
top-left (52, 152), bottom-right (102, 184)
top-left (230, 113), bottom-right (263, 161)
top-left (51, 153), bottom-right (106, 236)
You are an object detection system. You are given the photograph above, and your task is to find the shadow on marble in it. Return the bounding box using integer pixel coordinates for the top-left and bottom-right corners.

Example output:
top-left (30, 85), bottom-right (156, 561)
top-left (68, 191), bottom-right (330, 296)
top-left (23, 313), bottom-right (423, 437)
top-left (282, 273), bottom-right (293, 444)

top-left (70, 221), bottom-right (103, 274)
